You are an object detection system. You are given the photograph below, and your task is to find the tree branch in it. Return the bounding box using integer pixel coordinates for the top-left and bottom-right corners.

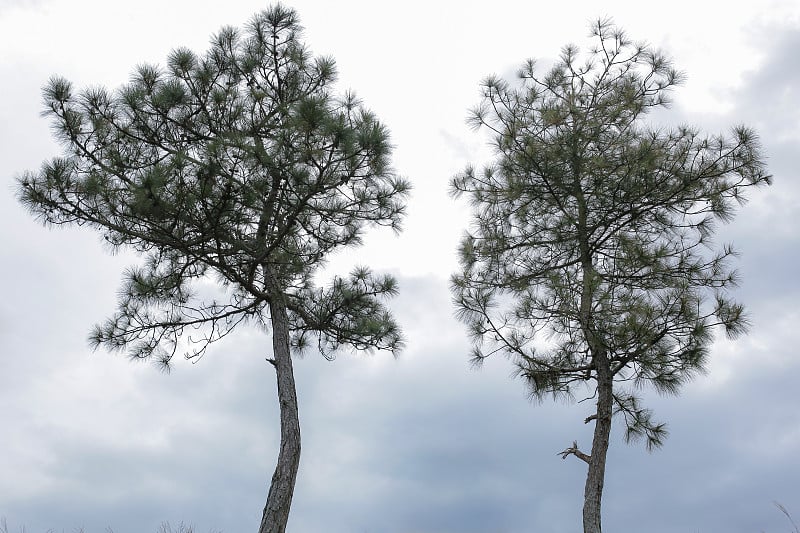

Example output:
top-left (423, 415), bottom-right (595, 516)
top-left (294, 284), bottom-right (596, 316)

top-left (558, 441), bottom-right (591, 464)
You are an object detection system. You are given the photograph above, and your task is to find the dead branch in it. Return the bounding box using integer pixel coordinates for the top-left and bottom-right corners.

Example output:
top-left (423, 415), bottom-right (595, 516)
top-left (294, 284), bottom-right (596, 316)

top-left (558, 440), bottom-right (591, 464)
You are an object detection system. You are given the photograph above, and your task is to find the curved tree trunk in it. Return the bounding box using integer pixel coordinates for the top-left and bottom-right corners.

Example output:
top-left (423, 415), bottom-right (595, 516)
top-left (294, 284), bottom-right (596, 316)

top-left (259, 295), bottom-right (301, 533)
top-left (582, 355), bottom-right (613, 533)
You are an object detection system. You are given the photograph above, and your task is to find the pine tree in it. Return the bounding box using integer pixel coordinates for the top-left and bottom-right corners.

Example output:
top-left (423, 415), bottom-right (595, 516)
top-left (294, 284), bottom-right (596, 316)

top-left (17, 5), bottom-right (409, 533)
top-left (451, 19), bottom-right (769, 533)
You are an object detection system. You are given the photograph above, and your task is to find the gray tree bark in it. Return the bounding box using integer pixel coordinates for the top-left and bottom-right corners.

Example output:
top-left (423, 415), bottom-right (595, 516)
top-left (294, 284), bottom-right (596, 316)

top-left (259, 293), bottom-right (301, 533)
top-left (582, 354), bottom-right (613, 533)
top-left (575, 184), bottom-right (613, 533)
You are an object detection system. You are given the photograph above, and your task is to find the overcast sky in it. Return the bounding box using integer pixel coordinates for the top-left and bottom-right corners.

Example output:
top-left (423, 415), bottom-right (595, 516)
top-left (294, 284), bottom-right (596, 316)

top-left (1, 1), bottom-right (799, 532)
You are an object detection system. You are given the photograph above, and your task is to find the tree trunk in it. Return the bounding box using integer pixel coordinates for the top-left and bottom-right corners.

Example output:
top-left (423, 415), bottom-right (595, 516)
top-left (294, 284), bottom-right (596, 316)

top-left (582, 354), bottom-right (613, 533)
top-left (575, 187), bottom-right (613, 533)
top-left (259, 295), bottom-right (301, 533)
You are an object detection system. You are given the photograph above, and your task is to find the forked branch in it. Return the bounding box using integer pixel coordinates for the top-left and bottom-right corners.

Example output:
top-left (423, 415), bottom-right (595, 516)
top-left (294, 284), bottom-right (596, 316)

top-left (558, 440), bottom-right (591, 464)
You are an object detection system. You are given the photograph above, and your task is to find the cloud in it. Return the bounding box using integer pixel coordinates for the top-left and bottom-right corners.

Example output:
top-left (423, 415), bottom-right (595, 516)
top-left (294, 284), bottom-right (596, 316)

top-left (1, 4), bottom-right (799, 533)
top-left (0, 0), bottom-right (48, 15)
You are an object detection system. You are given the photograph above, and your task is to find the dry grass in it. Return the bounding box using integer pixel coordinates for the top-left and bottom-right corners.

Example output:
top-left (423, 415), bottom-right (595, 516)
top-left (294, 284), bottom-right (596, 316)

top-left (772, 501), bottom-right (799, 533)
top-left (0, 519), bottom-right (218, 533)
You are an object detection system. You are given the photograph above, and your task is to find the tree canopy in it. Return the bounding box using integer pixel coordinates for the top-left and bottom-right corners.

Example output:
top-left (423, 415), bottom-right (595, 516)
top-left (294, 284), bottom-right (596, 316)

top-left (19, 4), bottom-right (409, 367)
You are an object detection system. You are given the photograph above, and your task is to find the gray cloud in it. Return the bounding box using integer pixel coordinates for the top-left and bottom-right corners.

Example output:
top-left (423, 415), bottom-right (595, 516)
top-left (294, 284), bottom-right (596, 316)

top-left (8, 268), bottom-right (798, 533)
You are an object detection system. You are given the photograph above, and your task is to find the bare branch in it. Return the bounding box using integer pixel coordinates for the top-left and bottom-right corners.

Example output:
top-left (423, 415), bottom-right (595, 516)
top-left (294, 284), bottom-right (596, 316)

top-left (558, 441), bottom-right (591, 464)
